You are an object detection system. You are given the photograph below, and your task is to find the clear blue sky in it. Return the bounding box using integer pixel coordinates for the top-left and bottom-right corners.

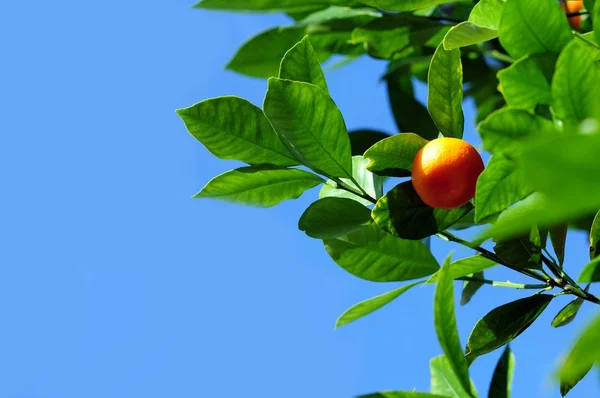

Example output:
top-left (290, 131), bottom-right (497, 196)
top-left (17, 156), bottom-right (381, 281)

top-left (1, 1), bottom-right (597, 397)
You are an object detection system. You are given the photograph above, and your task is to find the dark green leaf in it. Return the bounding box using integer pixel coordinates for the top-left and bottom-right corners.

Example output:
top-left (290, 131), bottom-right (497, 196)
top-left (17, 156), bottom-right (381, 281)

top-left (429, 355), bottom-right (476, 398)
top-left (578, 257), bottom-right (600, 283)
top-left (386, 66), bottom-right (439, 140)
top-left (596, 1), bottom-right (600, 44)
top-left (586, 0), bottom-right (597, 20)
top-left (477, 108), bottom-right (558, 156)
top-left (497, 53), bottom-right (558, 110)
top-left (428, 44), bottom-right (464, 139)
top-left (299, 197), bottom-right (372, 239)
top-left (434, 257), bottom-right (474, 397)
top-left (465, 295), bottom-right (553, 363)
top-left (279, 36), bottom-right (329, 93)
top-left (324, 223), bottom-right (440, 282)
top-left (474, 155), bottom-right (533, 223)
top-left (194, 0), bottom-right (348, 12)
top-left (558, 314), bottom-right (600, 396)
top-left (498, 0), bottom-right (572, 59)
top-left (194, 166), bottom-right (323, 207)
top-left (493, 229), bottom-right (542, 270)
top-left (361, 0), bottom-right (463, 12)
top-left (489, 345), bottom-right (515, 398)
top-left (320, 156), bottom-right (382, 206)
top-left (177, 97), bottom-right (298, 166)
top-left (590, 210), bottom-right (600, 260)
top-left (549, 223), bottom-right (568, 266)
top-left (427, 256), bottom-right (497, 283)
top-left (359, 392), bottom-right (449, 398)
top-left (335, 281), bottom-right (421, 328)
top-left (552, 40), bottom-right (600, 127)
top-left (372, 182), bottom-right (473, 240)
top-left (443, 22), bottom-right (498, 50)
top-left (264, 78), bottom-right (353, 178)
top-left (349, 129), bottom-right (391, 156)
top-left (551, 296), bottom-right (584, 328)
top-left (461, 271), bottom-right (485, 306)
top-left (363, 133), bottom-right (429, 177)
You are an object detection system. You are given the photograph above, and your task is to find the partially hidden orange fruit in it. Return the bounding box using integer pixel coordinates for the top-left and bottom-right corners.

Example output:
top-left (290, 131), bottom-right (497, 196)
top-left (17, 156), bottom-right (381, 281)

top-left (561, 0), bottom-right (583, 30)
top-left (411, 137), bottom-right (484, 209)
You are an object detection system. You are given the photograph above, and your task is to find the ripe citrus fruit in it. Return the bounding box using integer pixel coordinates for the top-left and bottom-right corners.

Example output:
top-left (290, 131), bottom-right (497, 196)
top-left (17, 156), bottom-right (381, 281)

top-left (561, 0), bottom-right (583, 30)
top-left (411, 137), bottom-right (484, 209)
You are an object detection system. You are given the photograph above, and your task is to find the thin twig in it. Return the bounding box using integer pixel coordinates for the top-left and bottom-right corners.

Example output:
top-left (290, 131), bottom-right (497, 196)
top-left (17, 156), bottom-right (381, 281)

top-left (458, 276), bottom-right (548, 290)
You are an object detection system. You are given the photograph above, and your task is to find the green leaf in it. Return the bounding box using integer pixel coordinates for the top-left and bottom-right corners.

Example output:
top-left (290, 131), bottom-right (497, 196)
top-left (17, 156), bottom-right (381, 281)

top-left (194, 0), bottom-right (347, 12)
top-left (477, 108), bottom-right (558, 156)
top-left (320, 156), bottom-right (382, 206)
top-left (427, 256), bottom-right (497, 283)
top-left (194, 166), bottom-right (323, 207)
top-left (363, 133), bottom-right (429, 177)
top-left (498, 0), bottom-right (572, 59)
top-left (465, 294), bottom-right (553, 363)
top-left (176, 97), bottom-right (298, 167)
top-left (264, 78), bottom-right (353, 178)
top-left (493, 229), bottom-right (542, 270)
top-left (372, 182), bottom-right (474, 240)
top-left (552, 40), bottom-right (600, 127)
top-left (497, 53), bottom-right (557, 110)
top-left (279, 36), bottom-right (329, 93)
top-left (578, 257), bottom-right (600, 283)
top-left (443, 22), bottom-right (498, 50)
top-left (298, 6), bottom-right (382, 24)
top-left (549, 222), bottom-right (568, 266)
top-left (349, 129), bottom-right (391, 156)
top-left (335, 281), bottom-right (421, 328)
top-left (428, 44), bottom-right (464, 138)
top-left (469, 0), bottom-right (505, 28)
top-left (361, 0), bottom-right (465, 12)
top-left (359, 392), bottom-right (449, 398)
top-left (596, 1), bottom-right (600, 44)
top-left (551, 296), bottom-right (584, 328)
top-left (323, 223), bottom-right (440, 282)
top-left (299, 197), bottom-right (372, 239)
top-left (586, 0), bottom-right (597, 19)
top-left (385, 66), bottom-right (439, 140)
top-left (590, 210), bottom-right (600, 260)
top-left (474, 155), bottom-right (533, 223)
top-left (429, 355), bottom-right (476, 398)
top-left (433, 256), bottom-right (474, 397)
top-left (558, 315), bottom-right (600, 396)
top-left (461, 271), bottom-right (485, 306)
top-left (489, 345), bottom-right (515, 398)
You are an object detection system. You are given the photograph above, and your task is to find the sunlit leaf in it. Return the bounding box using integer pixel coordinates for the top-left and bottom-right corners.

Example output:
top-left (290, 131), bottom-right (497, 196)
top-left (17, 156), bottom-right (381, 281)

top-left (429, 355), bottom-right (476, 398)
top-left (320, 157), bottom-right (382, 206)
top-left (279, 36), bottom-right (329, 93)
top-left (551, 296), bottom-right (584, 328)
top-left (363, 133), bottom-right (428, 177)
top-left (427, 256), bottom-right (497, 283)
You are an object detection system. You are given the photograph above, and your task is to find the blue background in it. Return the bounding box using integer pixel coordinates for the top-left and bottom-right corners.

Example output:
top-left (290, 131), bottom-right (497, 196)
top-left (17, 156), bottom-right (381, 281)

top-left (1, 1), bottom-right (598, 397)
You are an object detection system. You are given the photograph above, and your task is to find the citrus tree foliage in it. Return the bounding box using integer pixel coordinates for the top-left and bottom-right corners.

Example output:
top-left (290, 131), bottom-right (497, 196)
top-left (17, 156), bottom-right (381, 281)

top-left (178, 0), bottom-right (600, 396)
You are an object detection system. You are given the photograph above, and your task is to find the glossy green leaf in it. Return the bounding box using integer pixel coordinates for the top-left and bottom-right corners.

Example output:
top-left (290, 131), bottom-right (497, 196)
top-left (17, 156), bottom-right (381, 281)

top-left (177, 97), bottom-right (298, 166)
top-left (428, 44), bottom-right (464, 138)
top-left (493, 229), bottom-right (542, 270)
top-left (386, 66), bottom-right (439, 140)
top-left (427, 256), bottom-right (497, 283)
top-left (194, 166), bottom-right (323, 207)
top-left (359, 392), bottom-right (448, 398)
top-left (264, 78), bottom-right (353, 178)
top-left (279, 36), bottom-right (329, 93)
top-left (558, 314), bottom-right (600, 396)
top-left (469, 0), bottom-right (505, 28)
top-left (477, 108), bottom-right (558, 156)
top-left (465, 295), bottom-right (552, 363)
top-left (443, 22), bottom-right (498, 50)
top-left (596, 1), bottom-right (600, 44)
top-left (498, 0), bottom-right (572, 59)
top-left (194, 0), bottom-right (347, 12)
top-left (335, 281), bottom-right (421, 328)
top-left (461, 271), bottom-right (485, 306)
top-left (363, 133), bottom-right (429, 177)
top-left (320, 156), bottom-right (382, 206)
top-left (372, 182), bottom-right (474, 240)
top-left (361, 0), bottom-right (463, 12)
top-left (299, 197), bottom-right (372, 239)
top-left (489, 345), bottom-right (515, 398)
top-left (551, 296), bottom-right (584, 328)
top-left (429, 355), bottom-right (476, 398)
top-left (298, 6), bottom-right (382, 24)
top-left (434, 257), bottom-right (474, 397)
top-left (578, 257), bottom-right (600, 283)
top-left (323, 223), bottom-right (440, 282)
top-left (590, 210), bottom-right (600, 260)
top-left (549, 223), bottom-right (568, 266)
top-left (349, 129), bottom-right (391, 156)
top-left (552, 40), bottom-right (600, 127)
top-left (474, 155), bottom-right (533, 223)
top-left (497, 53), bottom-right (557, 110)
